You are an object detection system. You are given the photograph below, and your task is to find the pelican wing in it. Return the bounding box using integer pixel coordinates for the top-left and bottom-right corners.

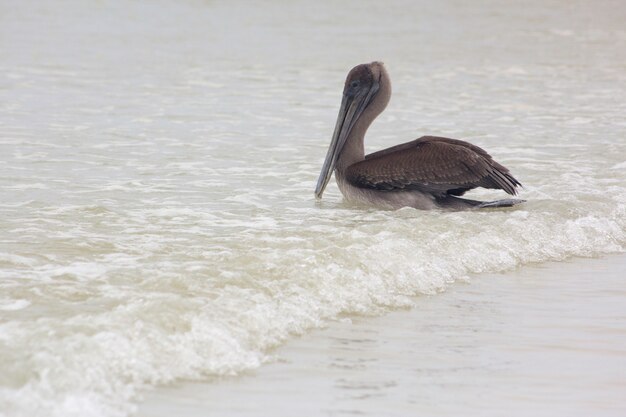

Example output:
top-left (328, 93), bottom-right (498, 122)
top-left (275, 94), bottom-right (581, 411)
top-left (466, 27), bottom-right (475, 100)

top-left (345, 136), bottom-right (521, 196)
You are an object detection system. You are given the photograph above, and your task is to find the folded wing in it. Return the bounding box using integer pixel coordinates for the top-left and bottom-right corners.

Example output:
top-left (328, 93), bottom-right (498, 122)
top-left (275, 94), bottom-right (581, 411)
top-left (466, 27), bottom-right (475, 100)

top-left (345, 136), bottom-right (521, 197)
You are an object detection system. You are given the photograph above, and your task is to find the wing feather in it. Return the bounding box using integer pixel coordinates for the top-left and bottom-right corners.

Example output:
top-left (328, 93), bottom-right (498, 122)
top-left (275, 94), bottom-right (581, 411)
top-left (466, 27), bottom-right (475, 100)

top-left (346, 136), bottom-right (521, 196)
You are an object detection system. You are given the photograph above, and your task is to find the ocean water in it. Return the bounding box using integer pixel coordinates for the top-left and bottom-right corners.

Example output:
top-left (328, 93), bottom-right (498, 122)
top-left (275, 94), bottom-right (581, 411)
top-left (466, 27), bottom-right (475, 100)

top-left (1, 1), bottom-right (625, 416)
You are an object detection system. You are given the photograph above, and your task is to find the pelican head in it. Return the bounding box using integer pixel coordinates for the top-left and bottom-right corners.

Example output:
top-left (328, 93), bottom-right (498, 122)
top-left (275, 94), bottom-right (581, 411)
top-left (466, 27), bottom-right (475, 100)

top-left (315, 61), bottom-right (391, 199)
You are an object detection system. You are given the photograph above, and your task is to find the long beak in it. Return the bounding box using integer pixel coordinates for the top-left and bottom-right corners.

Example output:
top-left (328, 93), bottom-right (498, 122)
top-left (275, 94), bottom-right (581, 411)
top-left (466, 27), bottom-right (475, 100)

top-left (315, 84), bottom-right (379, 199)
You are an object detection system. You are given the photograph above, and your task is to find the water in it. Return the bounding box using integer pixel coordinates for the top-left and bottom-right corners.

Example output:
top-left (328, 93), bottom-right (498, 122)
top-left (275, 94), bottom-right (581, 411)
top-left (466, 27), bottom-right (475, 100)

top-left (139, 256), bottom-right (626, 417)
top-left (1, 1), bottom-right (625, 416)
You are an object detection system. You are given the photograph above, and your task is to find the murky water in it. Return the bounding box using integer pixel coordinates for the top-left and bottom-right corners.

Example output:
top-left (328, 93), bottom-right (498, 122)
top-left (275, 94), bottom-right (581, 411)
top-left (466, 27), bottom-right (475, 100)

top-left (139, 256), bottom-right (626, 417)
top-left (1, 1), bottom-right (625, 416)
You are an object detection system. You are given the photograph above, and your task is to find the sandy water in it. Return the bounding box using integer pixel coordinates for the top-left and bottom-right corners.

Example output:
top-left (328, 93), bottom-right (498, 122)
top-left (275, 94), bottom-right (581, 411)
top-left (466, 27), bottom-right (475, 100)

top-left (139, 256), bottom-right (626, 417)
top-left (1, 1), bottom-right (625, 416)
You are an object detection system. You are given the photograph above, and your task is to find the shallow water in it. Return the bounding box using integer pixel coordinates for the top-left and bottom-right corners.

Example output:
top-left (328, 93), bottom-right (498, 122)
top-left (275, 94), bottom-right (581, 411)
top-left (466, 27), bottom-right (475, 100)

top-left (1, 1), bottom-right (625, 416)
top-left (140, 256), bottom-right (626, 417)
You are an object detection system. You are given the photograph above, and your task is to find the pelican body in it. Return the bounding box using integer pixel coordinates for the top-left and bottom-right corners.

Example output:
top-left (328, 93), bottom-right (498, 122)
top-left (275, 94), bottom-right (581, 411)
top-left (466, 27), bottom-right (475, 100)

top-left (315, 62), bottom-right (524, 210)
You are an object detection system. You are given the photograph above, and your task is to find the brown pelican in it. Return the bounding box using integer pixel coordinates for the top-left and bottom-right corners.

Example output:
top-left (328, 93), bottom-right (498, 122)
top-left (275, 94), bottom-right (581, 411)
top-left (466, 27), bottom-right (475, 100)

top-left (315, 62), bottom-right (524, 210)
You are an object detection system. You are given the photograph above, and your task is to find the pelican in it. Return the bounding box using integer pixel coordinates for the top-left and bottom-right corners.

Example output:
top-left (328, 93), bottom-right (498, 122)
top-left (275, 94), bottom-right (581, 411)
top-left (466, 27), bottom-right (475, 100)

top-left (315, 62), bottom-right (524, 210)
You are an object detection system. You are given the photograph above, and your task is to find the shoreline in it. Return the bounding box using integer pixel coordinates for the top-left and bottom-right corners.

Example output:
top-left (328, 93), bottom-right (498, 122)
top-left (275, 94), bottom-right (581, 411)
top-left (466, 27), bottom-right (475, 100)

top-left (138, 254), bottom-right (626, 417)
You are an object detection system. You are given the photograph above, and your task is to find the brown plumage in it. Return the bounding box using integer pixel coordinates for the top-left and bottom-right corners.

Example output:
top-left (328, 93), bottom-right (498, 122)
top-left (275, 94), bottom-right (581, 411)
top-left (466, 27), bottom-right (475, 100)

top-left (347, 136), bottom-right (521, 197)
top-left (315, 62), bottom-right (524, 210)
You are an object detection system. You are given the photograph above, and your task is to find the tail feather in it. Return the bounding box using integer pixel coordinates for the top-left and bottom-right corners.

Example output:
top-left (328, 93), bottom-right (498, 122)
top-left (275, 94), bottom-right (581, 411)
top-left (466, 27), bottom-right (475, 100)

top-left (439, 195), bottom-right (526, 210)
top-left (476, 198), bottom-right (526, 209)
